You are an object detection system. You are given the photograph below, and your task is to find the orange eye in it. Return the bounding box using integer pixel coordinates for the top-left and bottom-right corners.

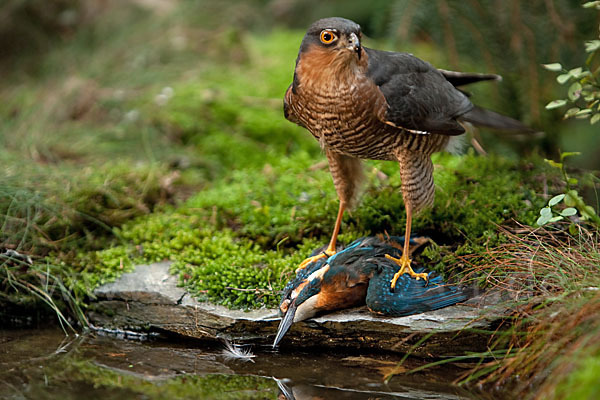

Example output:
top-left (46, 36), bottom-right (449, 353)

top-left (320, 30), bottom-right (337, 44)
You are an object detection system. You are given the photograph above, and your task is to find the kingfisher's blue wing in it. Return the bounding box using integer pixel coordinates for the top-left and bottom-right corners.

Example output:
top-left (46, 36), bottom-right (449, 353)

top-left (366, 262), bottom-right (467, 316)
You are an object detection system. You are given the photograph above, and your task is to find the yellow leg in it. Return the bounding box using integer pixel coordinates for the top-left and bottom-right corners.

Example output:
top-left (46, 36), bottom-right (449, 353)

top-left (386, 202), bottom-right (428, 290)
top-left (295, 202), bottom-right (345, 273)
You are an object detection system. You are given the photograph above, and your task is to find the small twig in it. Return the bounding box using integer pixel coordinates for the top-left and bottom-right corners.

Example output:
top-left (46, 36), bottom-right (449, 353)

top-left (224, 286), bottom-right (272, 293)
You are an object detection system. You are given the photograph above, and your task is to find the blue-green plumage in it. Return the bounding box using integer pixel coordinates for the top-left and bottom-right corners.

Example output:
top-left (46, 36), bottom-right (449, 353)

top-left (366, 264), bottom-right (466, 316)
top-left (274, 236), bottom-right (467, 347)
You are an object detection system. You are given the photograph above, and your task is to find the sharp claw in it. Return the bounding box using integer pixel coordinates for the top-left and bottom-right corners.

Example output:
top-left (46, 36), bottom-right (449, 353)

top-left (295, 254), bottom-right (324, 273)
top-left (390, 273), bottom-right (399, 292)
top-left (295, 250), bottom-right (335, 274)
top-left (386, 253), bottom-right (428, 291)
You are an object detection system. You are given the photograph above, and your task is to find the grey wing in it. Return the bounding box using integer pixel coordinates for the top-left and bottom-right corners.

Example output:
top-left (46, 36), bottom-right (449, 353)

top-left (365, 48), bottom-right (473, 136)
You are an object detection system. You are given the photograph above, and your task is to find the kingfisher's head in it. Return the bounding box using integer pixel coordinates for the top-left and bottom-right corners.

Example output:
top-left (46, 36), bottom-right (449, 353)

top-left (273, 239), bottom-right (380, 348)
top-left (273, 258), bottom-right (331, 348)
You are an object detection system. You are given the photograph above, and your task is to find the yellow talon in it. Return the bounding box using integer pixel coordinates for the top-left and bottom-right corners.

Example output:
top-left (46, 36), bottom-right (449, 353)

top-left (385, 254), bottom-right (429, 290)
top-left (295, 251), bottom-right (334, 273)
top-left (296, 202), bottom-right (343, 273)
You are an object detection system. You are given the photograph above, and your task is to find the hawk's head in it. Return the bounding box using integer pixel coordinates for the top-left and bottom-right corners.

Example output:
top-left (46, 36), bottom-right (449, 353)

top-left (299, 17), bottom-right (362, 61)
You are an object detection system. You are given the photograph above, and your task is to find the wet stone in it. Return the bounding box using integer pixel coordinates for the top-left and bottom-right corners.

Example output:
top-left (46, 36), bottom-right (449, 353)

top-left (88, 262), bottom-right (509, 356)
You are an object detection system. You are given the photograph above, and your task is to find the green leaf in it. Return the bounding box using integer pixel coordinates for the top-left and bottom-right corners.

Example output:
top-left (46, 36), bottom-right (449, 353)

top-left (568, 67), bottom-right (583, 77)
top-left (583, 205), bottom-right (597, 217)
top-left (546, 99), bottom-right (567, 109)
top-left (556, 74), bottom-right (571, 84)
top-left (583, 1), bottom-right (600, 8)
top-left (560, 151), bottom-right (581, 161)
top-left (564, 190), bottom-right (579, 207)
top-left (585, 40), bottom-right (600, 53)
top-left (568, 177), bottom-right (579, 185)
top-left (560, 208), bottom-right (577, 217)
top-left (565, 107), bottom-right (580, 118)
top-left (542, 63), bottom-right (563, 72)
top-left (568, 82), bottom-right (582, 101)
top-left (544, 159), bottom-right (562, 169)
top-left (549, 216), bottom-right (564, 223)
top-left (536, 214), bottom-right (551, 226)
top-left (540, 206), bottom-right (552, 217)
top-left (573, 71), bottom-right (592, 80)
top-left (591, 114), bottom-right (600, 125)
top-left (548, 194), bottom-right (565, 207)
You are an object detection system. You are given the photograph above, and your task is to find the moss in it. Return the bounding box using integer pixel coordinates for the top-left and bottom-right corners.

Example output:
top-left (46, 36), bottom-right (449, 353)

top-left (171, 234), bottom-right (321, 308)
top-left (555, 351), bottom-right (600, 400)
top-left (184, 153), bottom-right (337, 246)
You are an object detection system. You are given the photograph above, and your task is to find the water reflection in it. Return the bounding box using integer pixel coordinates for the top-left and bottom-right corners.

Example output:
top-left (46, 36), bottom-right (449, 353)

top-left (0, 327), bottom-right (485, 399)
top-left (274, 377), bottom-right (467, 400)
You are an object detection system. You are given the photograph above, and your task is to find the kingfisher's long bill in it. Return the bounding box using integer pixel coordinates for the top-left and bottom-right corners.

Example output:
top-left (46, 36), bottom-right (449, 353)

top-left (273, 299), bottom-right (297, 347)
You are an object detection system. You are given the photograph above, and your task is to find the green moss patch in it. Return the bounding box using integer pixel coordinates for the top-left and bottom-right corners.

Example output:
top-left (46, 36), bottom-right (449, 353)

top-left (555, 352), bottom-right (600, 400)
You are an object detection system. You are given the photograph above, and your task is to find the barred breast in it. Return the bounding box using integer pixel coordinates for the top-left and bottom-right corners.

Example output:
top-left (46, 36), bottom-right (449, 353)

top-left (285, 47), bottom-right (451, 212)
top-left (288, 76), bottom-right (449, 161)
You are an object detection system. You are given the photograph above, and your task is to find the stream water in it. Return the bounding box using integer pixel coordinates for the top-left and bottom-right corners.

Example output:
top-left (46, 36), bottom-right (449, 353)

top-left (1, 327), bottom-right (495, 400)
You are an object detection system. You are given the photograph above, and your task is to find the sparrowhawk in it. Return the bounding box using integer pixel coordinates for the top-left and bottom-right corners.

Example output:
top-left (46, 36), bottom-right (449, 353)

top-left (284, 17), bottom-right (531, 291)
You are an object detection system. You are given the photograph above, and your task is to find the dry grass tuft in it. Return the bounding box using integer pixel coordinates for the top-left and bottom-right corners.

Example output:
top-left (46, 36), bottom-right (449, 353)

top-left (456, 223), bottom-right (600, 398)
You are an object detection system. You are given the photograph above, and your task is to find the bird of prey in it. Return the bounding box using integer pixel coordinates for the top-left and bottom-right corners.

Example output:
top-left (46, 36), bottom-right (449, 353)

top-left (284, 17), bottom-right (530, 290)
top-left (273, 236), bottom-right (467, 347)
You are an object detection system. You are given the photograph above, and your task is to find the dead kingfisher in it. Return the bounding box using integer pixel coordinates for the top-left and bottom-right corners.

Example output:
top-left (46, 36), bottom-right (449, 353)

top-left (273, 236), bottom-right (467, 347)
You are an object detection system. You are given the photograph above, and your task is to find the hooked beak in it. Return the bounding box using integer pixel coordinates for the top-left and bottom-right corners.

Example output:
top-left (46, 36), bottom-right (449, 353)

top-left (347, 32), bottom-right (361, 59)
top-left (273, 299), bottom-right (297, 348)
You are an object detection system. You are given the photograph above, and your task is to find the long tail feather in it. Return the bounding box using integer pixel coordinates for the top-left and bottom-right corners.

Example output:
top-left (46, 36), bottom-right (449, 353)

top-left (461, 106), bottom-right (536, 133)
top-left (439, 69), bottom-right (501, 87)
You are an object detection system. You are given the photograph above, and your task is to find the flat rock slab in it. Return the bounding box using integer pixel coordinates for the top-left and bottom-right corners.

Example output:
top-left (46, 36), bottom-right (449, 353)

top-left (89, 262), bottom-right (509, 356)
